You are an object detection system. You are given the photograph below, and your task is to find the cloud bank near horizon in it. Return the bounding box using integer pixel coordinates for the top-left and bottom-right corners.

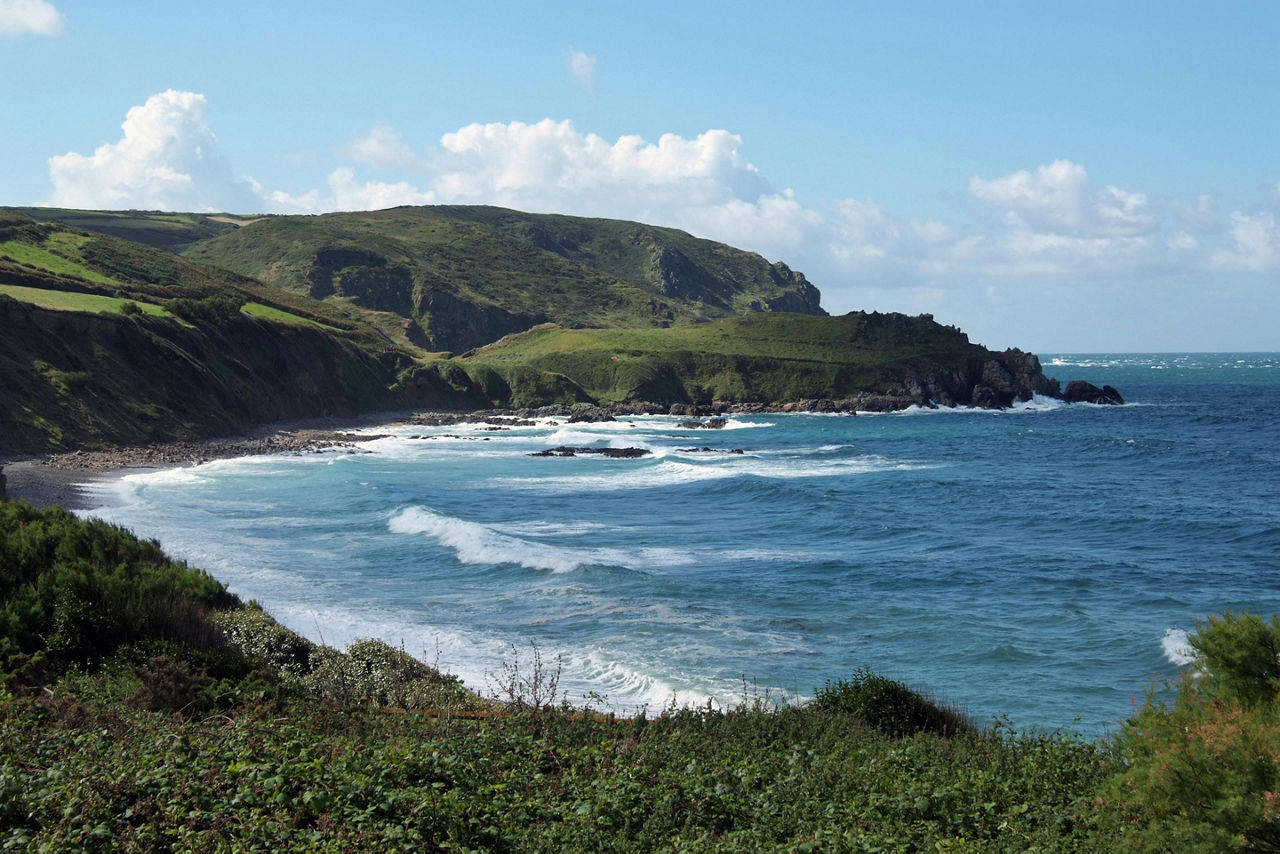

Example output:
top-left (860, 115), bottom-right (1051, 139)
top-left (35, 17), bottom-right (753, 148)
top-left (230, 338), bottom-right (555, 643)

top-left (42, 90), bottom-right (1280, 305)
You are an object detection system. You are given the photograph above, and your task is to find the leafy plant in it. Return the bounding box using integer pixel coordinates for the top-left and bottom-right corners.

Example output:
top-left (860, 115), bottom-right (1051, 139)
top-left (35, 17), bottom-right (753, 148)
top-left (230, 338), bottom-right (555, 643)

top-left (1111, 611), bottom-right (1280, 850)
top-left (814, 667), bottom-right (976, 737)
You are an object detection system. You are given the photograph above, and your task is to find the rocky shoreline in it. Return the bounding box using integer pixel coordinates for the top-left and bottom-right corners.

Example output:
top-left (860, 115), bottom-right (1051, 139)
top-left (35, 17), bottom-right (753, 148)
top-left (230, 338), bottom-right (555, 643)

top-left (1, 385), bottom-right (1124, 510)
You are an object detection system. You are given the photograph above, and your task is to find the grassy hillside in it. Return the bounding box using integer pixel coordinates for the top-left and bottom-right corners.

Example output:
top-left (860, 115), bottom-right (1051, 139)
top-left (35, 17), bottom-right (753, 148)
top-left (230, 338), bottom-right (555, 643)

top-left (450, 311), bottom-right (1056, 409)
top-left (1, 207), bottom-right (254, 251)
top-left (1, 206), bottom-right (1067, 454)
top-left (0, 212), bottom-right (381, 335)
top-left (0, 212), bottom-right (489, 455)
top-left (182, 206), bottom-right (825, 352)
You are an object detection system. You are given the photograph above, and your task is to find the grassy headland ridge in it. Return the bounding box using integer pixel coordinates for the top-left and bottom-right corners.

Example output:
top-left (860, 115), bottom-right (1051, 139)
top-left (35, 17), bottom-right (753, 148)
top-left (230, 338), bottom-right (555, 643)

top-left (1, 204), bottom-right (1106, 457)
top-left (2, 501), bottom-right (1276, 850)
top-left (181, 205), bottom-right (826, 354)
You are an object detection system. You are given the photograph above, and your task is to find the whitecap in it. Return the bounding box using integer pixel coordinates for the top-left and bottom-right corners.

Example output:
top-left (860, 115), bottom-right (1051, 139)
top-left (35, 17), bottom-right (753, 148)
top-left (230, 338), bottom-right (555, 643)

top-left (496, 453), bottom-right (930, 493)
top-left (388, 506), bottom-right (693, 573)
top-left (1161, 628), bottom-right (1195, 666)
top-left (390, 506), bottom-right (591, 572)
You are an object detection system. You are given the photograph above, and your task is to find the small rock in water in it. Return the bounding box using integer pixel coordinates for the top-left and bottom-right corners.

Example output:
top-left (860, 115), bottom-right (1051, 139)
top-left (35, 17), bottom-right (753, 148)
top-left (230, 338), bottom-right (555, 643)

top-left (528, 446), bottom-right (650, 458)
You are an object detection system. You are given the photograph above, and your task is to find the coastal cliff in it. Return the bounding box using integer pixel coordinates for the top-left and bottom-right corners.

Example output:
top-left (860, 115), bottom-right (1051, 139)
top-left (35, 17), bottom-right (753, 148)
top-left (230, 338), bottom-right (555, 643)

top-left (1, 206), bottom-right (1117, 458)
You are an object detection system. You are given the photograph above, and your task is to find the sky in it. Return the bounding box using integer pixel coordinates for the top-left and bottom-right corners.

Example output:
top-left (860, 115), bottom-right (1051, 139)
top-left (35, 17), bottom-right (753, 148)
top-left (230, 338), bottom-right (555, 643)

top-left (2, 1), bottom-right (1278, 352)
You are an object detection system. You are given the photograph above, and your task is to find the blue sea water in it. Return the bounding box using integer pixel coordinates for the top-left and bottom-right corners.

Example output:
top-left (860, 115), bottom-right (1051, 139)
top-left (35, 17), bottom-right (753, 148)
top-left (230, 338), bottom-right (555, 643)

top-left (81, 353), bottom-right (1280, 734)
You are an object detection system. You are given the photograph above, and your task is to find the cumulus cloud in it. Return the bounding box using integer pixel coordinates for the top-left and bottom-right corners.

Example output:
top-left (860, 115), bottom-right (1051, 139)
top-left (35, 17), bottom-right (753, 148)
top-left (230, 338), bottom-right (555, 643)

top-left (431, 119), bottom-right (772, 215)
top-left (1211, 212), bottom-right (1280, 271)
top-left (567, 48), bottom-right (597, 92)
top-left (968, 159), bottom-right (1157, 238)
top-left (340, 123), bottom-right (424, 170)
top-left (42, 91), bottom-right (1280, 297)
top-left (327, 167), bottom-right (435, 211)
top-left (46, 89), bottom-right (258, 212)
top-left (0, 0), bottom-right (64, 36)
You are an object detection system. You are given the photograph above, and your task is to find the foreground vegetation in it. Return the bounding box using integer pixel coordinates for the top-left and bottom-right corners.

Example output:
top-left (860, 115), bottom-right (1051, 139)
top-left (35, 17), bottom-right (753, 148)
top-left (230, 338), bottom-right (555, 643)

top-left (3, 501), bottom-right (1278, 849)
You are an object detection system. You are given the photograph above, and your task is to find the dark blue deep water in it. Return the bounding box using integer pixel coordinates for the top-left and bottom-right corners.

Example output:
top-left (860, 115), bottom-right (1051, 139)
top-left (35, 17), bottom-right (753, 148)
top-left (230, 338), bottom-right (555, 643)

top-left (82, 353), bottom-right (1280, 733)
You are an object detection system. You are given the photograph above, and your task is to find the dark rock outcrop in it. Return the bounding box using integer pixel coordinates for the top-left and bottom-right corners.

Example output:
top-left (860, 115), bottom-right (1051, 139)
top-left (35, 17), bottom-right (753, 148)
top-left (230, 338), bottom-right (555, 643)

top-left (415, 287), bottom-right (545, 353)
top-left (528, 446), bottom-right (650, 458)
top-left (1062, 381), bottom-right (1125, 405)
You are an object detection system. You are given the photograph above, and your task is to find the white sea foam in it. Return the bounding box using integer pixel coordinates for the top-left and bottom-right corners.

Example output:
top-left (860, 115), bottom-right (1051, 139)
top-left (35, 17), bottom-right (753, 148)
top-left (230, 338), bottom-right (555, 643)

top-left (568, 648), bottom-right (724, 713)
top-left (390, 506), bottom-right (587, 572)
top-left (869, 394), bottom-right (1068, 416)
top-left (388, 506), bottom-right (694, 573)
top-left (500, 452), bottom-right (930, 493)
top-left (1162, 628), bottom-right (1196, 666)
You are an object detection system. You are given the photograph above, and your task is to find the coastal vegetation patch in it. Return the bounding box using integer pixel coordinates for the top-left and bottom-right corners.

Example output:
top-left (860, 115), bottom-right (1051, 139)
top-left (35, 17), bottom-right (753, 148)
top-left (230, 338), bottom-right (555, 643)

top-left (0, 285), bottom-right (169, 317)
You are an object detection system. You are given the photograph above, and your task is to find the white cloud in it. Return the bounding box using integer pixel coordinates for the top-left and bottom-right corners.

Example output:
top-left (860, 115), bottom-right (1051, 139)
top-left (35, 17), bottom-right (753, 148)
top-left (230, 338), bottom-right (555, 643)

top-left (46, 89), bottom-right (258, 212)
top-left (327, 166), bottom-right (435, 211)
top-left (0, 0), bottom-right (63, 36)
top-left (340, 123), bottom-right (424, 170)
top-left (40, 92), bottom-right (1280, 315)
top-left (567, 48), bottom-right (597, 92)
top-left (430, 119), bottom-right (773, 217)
top-left (1211, 212), bottom-right (1280, 271)
top-left (968, 159), bottom-right (1156, 238)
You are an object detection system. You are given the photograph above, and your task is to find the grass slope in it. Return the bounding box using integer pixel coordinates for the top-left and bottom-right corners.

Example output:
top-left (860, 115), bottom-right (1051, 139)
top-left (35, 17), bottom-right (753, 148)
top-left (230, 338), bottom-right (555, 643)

top-left (455, 311), bottom-right (991, 406)
top-left (0, 212), bottom-right (376, 337)
top-left (182, 205), bottom-right (825, 353)
top-left (0, 207), bottom-right (254, 251)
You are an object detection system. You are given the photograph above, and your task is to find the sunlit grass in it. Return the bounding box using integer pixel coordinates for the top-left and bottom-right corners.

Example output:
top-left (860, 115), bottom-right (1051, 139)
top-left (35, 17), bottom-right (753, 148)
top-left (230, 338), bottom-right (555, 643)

top-left (0, 284), bottom-right (168, 316)
top-left (0, 239), bottom-right (118, 284)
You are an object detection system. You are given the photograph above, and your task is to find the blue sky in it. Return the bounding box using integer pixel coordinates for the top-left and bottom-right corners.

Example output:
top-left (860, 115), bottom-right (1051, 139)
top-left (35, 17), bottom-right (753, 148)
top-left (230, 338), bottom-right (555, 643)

top-left (3, 1), bottom-right (1278, 351)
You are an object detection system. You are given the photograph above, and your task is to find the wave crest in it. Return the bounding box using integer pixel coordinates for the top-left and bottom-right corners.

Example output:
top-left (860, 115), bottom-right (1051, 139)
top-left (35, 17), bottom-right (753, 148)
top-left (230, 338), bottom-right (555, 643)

top-left (1162, 628), bottom-right (1195, 666)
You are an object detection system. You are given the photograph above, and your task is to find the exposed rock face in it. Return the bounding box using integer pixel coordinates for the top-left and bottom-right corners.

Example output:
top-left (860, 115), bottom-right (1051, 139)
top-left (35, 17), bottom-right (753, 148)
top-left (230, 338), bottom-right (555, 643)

top-left (882, 349), bottom-right (1062, 410)
top-left (650, 248), bottom-right (826, 317)
top-left (1062, 381), bottom-right (1125, 405)
top-left (416, 287), bottom-right (545, 353)
top-left (763, 262), bottom-right (825, 315)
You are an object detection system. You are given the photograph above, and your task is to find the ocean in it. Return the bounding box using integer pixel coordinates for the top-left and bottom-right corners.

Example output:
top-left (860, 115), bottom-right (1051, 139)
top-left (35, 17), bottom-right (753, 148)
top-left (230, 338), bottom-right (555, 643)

top-left (80, 353), bottom-right (1280, 734)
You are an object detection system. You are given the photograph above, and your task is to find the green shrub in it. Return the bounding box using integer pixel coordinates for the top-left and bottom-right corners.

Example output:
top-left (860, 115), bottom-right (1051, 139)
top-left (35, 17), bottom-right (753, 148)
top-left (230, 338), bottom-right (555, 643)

top-left (302, 638), bottom-right (472, 710)
top-left (164, 294), bottom-right (245, 324)
top-left (0, 502), bottom-right (239, 679)
top-left (814, 668), bottom-right (975, 737)
top-left (1111, 611), bottom-right (1280, 850)
top-left (214, 607), bottom-right (315, 678)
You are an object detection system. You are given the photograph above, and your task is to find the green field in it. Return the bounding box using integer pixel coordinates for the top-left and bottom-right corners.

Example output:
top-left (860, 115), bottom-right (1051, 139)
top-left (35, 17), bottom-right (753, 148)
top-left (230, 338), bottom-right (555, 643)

top-left (240, 301), bottom-right (340, 329)
top-left (0, 284), bottom-right (169, 316)
top-left (0, 239), bottom-right (120, 285)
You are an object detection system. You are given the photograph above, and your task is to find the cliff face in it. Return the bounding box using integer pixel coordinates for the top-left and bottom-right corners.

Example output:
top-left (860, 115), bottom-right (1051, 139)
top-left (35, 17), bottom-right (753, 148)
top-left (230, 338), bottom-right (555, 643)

top-left (0, 300), bottom-right (468, 456)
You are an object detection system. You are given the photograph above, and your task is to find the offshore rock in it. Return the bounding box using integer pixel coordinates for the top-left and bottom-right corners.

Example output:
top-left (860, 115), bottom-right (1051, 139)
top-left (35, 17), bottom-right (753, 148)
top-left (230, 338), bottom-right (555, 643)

top-left (1062, 381), bottom-right (1125, 405)
top-left (528, 446), bottom-right (650, 458)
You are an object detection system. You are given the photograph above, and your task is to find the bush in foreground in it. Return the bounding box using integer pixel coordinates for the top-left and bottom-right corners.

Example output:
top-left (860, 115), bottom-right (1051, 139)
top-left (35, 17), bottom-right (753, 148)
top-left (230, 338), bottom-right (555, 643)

top-left (1112, 611), bottom-right (1280, 850)
top-left (815, 667), bottom-right (976, 737)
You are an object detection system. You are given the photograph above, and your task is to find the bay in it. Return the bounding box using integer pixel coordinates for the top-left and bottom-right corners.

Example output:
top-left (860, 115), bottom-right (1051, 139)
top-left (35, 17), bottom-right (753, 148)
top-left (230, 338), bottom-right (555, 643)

top-left (80, 353), bottom-right (1280, 734)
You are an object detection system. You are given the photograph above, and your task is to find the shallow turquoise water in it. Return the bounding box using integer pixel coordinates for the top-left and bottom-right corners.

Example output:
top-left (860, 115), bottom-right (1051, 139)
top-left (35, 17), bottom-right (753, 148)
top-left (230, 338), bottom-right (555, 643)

top-left (81, 354), bottom-right (1280, 733)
